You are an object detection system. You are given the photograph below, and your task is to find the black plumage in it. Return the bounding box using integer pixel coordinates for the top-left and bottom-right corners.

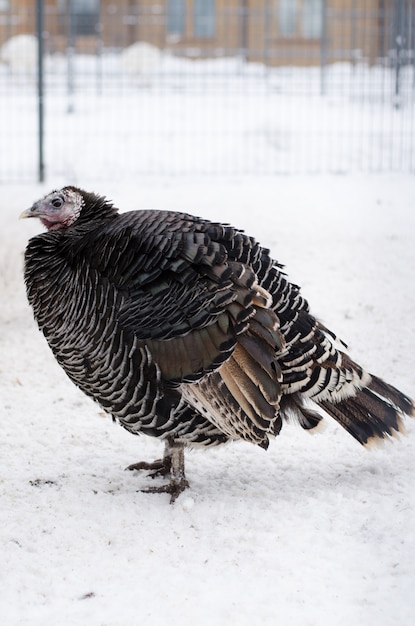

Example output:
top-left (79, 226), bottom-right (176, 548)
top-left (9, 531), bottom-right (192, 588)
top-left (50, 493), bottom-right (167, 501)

top-left (20, 187), bottom-right (414, 501)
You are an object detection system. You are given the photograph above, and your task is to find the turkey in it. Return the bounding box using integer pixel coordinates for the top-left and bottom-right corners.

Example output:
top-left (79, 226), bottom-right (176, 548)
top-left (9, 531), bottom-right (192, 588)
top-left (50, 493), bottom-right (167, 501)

top-left (20, 187), bottom-right (414, 502)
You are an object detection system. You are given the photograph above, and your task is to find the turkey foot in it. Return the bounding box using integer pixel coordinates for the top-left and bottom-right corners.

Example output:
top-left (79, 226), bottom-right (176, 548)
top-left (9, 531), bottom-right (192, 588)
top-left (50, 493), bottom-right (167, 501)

top-left (125, 457), bottom-right (171, 479)
top-left (141, 477), bottom-right (190, 504)
top-left (126, 438), bottom-right (189, 503)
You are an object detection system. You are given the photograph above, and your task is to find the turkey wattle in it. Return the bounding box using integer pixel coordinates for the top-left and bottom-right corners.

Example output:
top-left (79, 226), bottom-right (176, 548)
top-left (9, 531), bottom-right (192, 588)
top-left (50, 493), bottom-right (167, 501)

top-left (20, 187), bottom-right (414, 502)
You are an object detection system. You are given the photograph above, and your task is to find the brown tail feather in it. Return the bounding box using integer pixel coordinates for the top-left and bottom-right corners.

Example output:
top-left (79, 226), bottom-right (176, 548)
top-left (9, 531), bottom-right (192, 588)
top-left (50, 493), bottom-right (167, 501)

top-left (181, 296), bottom-right (284, 448)
top-left (319, 374), bottom-right (414, 445)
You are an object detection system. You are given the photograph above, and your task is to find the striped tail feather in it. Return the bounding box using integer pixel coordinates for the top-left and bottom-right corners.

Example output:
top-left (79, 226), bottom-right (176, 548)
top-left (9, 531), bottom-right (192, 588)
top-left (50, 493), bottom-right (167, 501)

top-left (319, 374), bottom-right (414, 446)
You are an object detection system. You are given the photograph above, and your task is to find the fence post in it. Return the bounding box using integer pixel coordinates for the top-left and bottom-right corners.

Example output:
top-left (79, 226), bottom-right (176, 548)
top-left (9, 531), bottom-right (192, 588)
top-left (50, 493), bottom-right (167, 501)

top-left (239, 0), bottom-right (248, 64)
top-left (395, 0), bottom-right (404, 108)
top-left (36, 0), bottom-right (45, 182)
top-left (320, 0), bottom-right (327, 96)
top-left (67, 0), bottom-right (75, 113)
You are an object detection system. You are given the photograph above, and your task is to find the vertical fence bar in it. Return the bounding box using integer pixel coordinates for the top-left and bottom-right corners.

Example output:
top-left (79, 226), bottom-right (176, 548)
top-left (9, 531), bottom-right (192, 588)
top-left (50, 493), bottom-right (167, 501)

top-left (67, 0), bottom-right (75, 113)
top-left (239, 0), bottom-right (248, 63)
top-left (395, 0), bottom-right (404, 107)
top-left (320, 0), bottom-right (327, 96)
top-left (36, 0), bottom-right (45, 182)
top-left (96, 0), bottom-right (103, 96)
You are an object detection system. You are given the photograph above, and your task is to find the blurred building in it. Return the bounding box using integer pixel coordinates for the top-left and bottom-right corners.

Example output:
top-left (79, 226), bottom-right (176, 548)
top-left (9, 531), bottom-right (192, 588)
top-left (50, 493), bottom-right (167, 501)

top-left (0, 1), bottom-right (412, 66)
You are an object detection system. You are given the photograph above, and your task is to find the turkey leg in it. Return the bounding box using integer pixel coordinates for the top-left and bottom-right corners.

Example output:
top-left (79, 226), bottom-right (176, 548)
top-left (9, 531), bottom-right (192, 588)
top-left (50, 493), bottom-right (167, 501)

top-left (126, 437), bottom-right (189, 503)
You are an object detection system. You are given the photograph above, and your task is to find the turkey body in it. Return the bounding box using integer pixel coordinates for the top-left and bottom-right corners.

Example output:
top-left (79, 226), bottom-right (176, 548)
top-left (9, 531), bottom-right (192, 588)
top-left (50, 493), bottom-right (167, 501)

top-left (21, 187), bottom-right (414, 501)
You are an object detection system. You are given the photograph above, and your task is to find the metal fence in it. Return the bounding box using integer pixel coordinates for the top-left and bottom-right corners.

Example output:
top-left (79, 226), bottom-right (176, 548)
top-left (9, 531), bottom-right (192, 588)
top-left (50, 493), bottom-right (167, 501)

top-left (0, 1), bottom-right (414, 183)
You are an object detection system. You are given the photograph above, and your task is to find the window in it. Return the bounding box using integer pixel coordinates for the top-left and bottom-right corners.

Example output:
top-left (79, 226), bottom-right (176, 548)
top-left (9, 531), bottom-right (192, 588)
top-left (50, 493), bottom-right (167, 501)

top-left (166, 0), bottom-right (216, 39)
top-left (277, 0), bottom-right (323, 39)
top-left (302, 0), bottom-right (323, 39)
top-left (72, 0), bottom-right (99, 36)
top-left (278, 0), bottom-right (296, 37)
top-left (167, 0), bottom-right (186, 36)
top-left (57, 0), bottom-right (100, 36)
top-left (194, 0), bottom-right (215, 38)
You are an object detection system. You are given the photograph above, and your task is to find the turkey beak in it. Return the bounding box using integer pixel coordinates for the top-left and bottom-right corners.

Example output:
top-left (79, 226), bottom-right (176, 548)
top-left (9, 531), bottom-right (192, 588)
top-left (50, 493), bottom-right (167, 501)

top-left (20, 202), bottom-right (42, 220)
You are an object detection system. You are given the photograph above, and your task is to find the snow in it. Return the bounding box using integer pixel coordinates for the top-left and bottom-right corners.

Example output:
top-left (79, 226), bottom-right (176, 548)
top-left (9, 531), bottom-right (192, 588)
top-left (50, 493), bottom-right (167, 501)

top-left (0, 35), bottom-right (37, 77)
top-left (120, 42), bottom-right (163, 82)
top-left (1, 36), bottom-right (415, 626)
top-left (0, 57), bottom-right (414, 182)
top-left (1, 173), bottom-right (414, 625)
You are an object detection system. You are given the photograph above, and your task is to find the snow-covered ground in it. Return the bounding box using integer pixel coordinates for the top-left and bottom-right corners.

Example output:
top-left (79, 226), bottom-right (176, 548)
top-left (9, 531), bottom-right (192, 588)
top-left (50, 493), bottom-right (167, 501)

top-left (1, 174), bottom-right (414, 625)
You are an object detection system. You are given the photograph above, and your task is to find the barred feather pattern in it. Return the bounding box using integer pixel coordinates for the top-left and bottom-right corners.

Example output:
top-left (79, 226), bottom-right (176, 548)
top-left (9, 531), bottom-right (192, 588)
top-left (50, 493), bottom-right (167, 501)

top-left (23, 187), bottom-right (414, 464)
top-left (24, 225), bottom-right (230, 447)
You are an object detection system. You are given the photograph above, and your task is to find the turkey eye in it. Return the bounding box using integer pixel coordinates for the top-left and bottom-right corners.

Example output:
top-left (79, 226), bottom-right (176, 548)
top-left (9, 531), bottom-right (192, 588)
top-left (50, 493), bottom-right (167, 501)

top-left (52, 198), bottom-right (63, 209)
